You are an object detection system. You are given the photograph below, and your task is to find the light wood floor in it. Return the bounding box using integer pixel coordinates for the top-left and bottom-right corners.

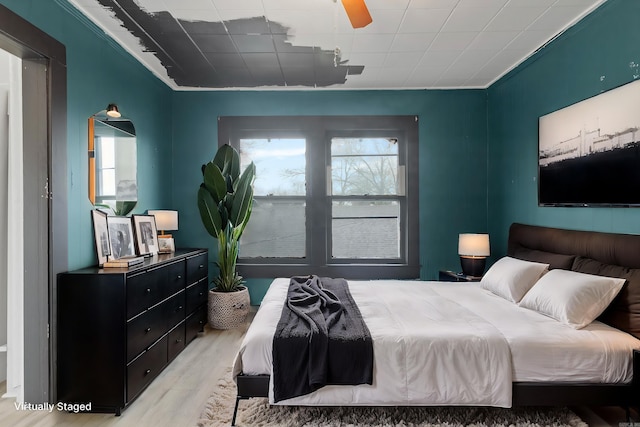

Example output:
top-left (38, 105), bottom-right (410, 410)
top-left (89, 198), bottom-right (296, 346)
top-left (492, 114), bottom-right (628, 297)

top-left (0, 317), bottom-right (251, 427)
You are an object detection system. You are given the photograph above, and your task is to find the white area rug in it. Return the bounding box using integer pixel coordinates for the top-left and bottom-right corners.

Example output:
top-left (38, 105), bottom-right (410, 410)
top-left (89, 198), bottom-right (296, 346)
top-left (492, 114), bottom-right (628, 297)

top-left (198, 370), bottom-right (588, 427)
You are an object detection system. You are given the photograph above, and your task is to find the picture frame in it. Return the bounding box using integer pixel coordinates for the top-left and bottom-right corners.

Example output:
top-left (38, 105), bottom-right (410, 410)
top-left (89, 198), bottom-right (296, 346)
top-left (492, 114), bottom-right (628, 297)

top-left (158, 236), bottom-right (175, 254)
top-left (538, 78), bottom-right (640, 206)
top-left (132, 214), bottom-right (159, 256)
top-left (106, 216), bottom-right (136, 259)
top-left (91, 209), bottom-right (111, 266)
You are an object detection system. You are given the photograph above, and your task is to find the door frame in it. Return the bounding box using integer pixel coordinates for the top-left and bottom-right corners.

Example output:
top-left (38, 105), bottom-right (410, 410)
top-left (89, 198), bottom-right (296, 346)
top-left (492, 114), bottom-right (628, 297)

top-left (0, 5), bottom-right (67, 403)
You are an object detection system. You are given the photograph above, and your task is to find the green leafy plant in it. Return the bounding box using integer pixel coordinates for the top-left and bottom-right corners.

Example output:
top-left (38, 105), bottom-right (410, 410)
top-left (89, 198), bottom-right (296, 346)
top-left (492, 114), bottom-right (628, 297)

top-left (95, 200), bottom-right (137, 216)
top-left (197, 144), bottom-right (256, 292)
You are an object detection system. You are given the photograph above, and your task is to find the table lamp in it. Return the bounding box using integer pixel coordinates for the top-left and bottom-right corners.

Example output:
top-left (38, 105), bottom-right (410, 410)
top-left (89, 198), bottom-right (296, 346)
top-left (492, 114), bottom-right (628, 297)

top-left (458, 233), bottom-right (490, 277)
top-left (148, 210), bottom-right (178, 253)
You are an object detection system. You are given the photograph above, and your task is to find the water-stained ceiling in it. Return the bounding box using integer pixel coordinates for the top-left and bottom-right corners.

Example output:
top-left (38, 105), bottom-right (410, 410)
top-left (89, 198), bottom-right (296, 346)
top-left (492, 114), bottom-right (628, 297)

top-left (68, 0), bottom-right (605, 90)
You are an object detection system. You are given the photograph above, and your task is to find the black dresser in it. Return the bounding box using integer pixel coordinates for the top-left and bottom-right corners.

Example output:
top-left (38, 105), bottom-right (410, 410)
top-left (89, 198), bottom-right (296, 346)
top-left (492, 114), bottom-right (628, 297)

top-left (57, 249), bottom-right (208, 415)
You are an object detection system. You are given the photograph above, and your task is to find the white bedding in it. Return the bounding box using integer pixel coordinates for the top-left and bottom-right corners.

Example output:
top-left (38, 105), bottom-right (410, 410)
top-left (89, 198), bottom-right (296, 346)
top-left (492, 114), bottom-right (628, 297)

top-left (232, 278), bottom-right (640, 407)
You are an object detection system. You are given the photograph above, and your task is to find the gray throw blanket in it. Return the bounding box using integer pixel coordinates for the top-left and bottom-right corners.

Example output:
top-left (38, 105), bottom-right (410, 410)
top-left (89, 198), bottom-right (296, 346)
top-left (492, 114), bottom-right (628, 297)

top-left (272, 275), bottom-right (374, 402)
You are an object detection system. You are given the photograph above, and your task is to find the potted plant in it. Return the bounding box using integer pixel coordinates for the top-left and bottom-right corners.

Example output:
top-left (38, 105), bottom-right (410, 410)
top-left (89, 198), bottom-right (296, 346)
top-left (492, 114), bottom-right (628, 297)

top-left (197, 144), bottom-right (256, 329)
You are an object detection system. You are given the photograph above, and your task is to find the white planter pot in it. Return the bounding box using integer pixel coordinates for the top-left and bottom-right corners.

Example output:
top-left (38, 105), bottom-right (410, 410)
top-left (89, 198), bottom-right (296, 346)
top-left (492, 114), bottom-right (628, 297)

top-left (207, 286), bottom-right (250, 330)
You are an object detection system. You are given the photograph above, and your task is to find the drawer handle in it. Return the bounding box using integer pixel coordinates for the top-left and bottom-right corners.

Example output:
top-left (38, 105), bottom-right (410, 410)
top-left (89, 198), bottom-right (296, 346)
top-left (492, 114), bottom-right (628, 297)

top-left (145, 369), bottom-right (151, 375)
top-left (175, 339), bottom-right (182, 343)
top-left (198, 292), bottom-right (204, 296)
top-left (145, 288), bottom-right (151, 294)
top-left (177, 275), bottom-right (182, 279)
top-left (145, 327), bottom-right (151, 333)
top-left (199, 320), bottom-right (204, 325)
top-left (199, 264), bottom-right (204, 269)
top-left (175, 305), bottom-right (183, 312)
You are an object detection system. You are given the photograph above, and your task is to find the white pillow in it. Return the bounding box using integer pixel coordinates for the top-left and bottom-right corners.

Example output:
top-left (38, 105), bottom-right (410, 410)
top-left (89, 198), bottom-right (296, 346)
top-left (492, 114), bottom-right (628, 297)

top-left (479, 256), bottom-right (549, 303)
top-left (518, 269), bottom-right (625, 329)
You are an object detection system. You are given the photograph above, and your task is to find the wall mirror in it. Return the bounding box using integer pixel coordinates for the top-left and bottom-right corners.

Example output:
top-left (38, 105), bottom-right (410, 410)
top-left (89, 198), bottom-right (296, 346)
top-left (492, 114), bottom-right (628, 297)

top-left (88, 112), bottom-right (137, 214)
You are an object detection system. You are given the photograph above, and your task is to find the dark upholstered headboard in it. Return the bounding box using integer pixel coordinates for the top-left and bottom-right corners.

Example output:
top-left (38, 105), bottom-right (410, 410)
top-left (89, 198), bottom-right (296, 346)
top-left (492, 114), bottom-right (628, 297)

top-left (507, 223), bottom-right (640, 338)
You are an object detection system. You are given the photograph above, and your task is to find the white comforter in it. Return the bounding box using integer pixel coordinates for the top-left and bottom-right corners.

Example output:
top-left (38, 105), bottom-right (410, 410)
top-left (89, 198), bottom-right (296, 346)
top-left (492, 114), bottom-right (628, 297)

top-left (233, 278), bottom-right (640, 407)
top-left (234, 278), bottom-right (514, 407)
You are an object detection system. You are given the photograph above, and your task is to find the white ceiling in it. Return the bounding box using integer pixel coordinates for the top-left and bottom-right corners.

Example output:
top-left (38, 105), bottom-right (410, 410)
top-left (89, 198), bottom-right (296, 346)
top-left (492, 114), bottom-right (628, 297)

top-left (68, 0), bottom-right (606, 90)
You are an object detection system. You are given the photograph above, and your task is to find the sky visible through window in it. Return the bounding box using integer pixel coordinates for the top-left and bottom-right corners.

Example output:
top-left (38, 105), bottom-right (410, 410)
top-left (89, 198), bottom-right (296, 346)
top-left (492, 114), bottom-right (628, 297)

top-left (240, 138), bottom-right (306, 196)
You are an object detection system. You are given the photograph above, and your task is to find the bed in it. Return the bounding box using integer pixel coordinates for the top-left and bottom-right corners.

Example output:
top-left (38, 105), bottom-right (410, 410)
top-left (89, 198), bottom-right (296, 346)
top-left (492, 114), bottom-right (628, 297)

top-left (230, 223), bottom-right (640, 425)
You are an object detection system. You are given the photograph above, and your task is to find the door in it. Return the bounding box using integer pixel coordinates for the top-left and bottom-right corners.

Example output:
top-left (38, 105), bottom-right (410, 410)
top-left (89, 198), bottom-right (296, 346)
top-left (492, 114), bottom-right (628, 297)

top-left (0, 4), bottom-right (68, 404)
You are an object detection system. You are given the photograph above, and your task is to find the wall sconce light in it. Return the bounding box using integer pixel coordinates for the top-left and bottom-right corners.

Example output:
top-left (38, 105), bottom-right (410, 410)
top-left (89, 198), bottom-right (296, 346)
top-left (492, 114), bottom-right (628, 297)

top-left (106, 103), bottom-right (121, 118)
top-left (148, 210), bottom-right (178, 253)
top-left (458, 233), bottom-right (490, 277)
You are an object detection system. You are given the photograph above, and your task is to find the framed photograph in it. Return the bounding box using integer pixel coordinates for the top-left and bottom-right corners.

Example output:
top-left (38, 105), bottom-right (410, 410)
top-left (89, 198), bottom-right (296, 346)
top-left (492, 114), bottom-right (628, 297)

top-left (91, 209), bottom-right (111, 266)
top-left (539, 78), bottom-right (640, 206)
top-left (158, 236), bottom-right (175, 254)
top-left (132, 214), bottom-right (159, 256)
top-left (106, 216), bottom-right (136, 259)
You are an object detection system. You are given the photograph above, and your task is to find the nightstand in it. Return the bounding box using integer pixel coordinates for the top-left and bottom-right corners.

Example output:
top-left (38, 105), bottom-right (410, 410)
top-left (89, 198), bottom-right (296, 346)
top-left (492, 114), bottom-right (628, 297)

top-left (438, 270), bottom-right (482, 282)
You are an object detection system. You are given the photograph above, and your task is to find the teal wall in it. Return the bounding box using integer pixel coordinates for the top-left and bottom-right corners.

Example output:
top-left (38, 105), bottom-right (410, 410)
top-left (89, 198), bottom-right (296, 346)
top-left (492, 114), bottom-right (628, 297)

top-left (0, 0), bottom-right (490, 305)
top-left (487, 0), bottom-right (640, 258)
top-left (0, 0), bottom-right (174, 270)
top-left (172, 90), bottom-right (488, 303)
top-left (7, 0), bottom-right (633, 306)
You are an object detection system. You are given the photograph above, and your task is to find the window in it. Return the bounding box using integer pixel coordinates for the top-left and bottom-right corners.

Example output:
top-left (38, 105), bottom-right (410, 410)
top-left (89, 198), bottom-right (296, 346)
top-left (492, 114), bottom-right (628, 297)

top-left (330, 136), bottom-right (401, 260)
top-left (219, 116), bottom-right (419, 279)
top-left (239, 137), bottom-right (306, 258)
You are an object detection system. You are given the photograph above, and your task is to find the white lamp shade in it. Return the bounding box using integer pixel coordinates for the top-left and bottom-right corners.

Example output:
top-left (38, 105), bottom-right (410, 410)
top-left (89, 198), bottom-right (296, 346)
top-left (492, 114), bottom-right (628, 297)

top-left (458, 233), bottom-right (490, 257)
top-left (148, 210), bottom-right (178, 231)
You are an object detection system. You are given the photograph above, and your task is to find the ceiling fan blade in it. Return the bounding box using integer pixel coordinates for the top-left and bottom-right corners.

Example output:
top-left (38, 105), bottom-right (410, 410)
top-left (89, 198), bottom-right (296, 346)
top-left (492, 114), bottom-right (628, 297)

top-left (341, 0), bottom-right (372, 29)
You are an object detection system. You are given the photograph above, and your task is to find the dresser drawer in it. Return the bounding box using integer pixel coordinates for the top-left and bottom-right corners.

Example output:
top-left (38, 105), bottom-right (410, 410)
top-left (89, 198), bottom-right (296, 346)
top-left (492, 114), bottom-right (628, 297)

top-left (127, 336), bottom-right (167, 402)
top-left (167, 322), bottom-right (185, 361)
top-left (166, 260), bottom-right (186, 296)
top-left (127, 302), bottom-right (166, 362)
top-left (127, 268), bottom-right (166, 319)
top-left (186, 253), bottom-right (208, 285)
top-left (186, 278), bottom-right (207, 314)
top-left (164, 290), bottom-right (186, 331)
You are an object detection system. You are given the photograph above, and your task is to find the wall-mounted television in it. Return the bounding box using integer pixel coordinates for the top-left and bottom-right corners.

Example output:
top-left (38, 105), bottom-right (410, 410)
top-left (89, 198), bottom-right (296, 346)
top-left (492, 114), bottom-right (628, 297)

top-left (538, 79), bottom-right (640, 207)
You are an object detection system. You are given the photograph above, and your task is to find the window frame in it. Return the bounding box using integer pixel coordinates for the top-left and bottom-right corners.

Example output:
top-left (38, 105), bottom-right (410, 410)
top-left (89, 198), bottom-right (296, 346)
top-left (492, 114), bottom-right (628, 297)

top-left (327, 130), bottom-right (406, 264)
top-left (236, 130), bottom-right (308, 263)
top-left (218, 115), bottom-right (420, 279)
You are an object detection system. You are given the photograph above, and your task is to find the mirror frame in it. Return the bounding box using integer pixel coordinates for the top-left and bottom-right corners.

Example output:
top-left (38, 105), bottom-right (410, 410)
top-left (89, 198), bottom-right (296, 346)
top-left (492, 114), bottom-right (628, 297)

top-left (88, 115), bottom-right (137, 208)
